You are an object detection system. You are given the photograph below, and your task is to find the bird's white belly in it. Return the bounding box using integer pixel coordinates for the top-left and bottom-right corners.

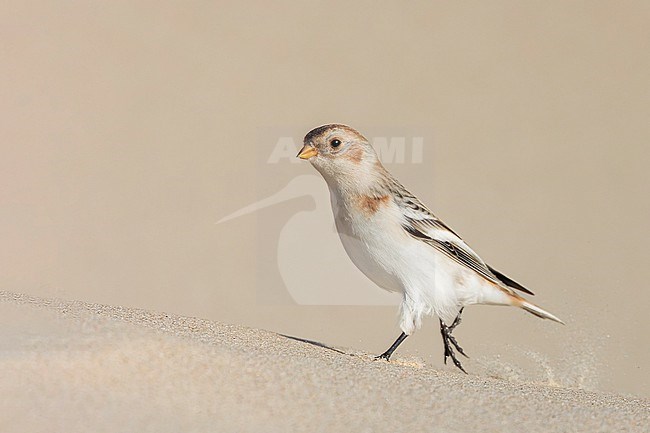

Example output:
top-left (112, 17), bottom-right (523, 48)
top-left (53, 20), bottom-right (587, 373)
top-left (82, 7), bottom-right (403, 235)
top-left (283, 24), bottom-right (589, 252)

top-left (331, 192), bottom-right (429, 295)
top-left (330, 196), bottom-right (403, 292)
top-left (336, 222), bottom-right (404, 294)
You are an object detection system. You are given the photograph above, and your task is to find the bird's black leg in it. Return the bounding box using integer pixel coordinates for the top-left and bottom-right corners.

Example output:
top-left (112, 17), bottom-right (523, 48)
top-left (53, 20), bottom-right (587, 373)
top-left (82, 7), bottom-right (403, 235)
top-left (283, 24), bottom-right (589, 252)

top-left (375, 332), bottom-right (408, 361)
top-left (439, 308), bottom-right (469, 374)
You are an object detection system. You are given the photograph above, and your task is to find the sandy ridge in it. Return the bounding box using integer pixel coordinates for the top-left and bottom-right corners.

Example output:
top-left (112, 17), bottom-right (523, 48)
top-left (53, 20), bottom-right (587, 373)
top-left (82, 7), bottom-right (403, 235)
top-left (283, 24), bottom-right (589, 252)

top-left (0, 291), bottom-right (648, 433)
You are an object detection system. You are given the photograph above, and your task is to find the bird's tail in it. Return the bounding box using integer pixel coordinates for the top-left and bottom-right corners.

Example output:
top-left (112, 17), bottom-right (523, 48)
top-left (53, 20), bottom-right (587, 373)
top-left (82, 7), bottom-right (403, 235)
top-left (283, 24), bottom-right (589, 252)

top-left (510, 294), bottom-right (565, 324)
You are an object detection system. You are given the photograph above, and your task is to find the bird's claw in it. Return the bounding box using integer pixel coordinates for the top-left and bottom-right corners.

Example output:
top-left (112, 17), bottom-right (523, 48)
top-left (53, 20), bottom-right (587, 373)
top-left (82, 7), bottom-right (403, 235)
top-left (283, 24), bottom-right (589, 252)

top-left (440, 312), bottom-right (469, 374)
top-left (375, 352), bottom-right (392, 361)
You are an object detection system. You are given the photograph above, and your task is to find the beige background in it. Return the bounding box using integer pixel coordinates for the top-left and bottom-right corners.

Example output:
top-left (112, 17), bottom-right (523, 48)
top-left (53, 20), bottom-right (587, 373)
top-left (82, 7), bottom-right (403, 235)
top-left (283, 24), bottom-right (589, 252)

top-left (1, 1), bottom-right (648, 398)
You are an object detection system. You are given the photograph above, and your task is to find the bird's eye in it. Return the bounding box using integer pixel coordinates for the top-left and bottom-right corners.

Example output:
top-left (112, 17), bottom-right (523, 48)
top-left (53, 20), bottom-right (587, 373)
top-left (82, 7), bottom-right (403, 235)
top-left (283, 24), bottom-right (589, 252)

top-left (330, 139), bottom-right (342, 148)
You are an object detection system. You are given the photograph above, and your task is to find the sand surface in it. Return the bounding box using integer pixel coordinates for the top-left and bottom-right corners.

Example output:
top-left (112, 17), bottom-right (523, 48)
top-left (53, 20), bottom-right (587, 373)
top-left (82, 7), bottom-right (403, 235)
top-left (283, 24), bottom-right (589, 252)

top-left (0, 291), bottom-right (647, 433)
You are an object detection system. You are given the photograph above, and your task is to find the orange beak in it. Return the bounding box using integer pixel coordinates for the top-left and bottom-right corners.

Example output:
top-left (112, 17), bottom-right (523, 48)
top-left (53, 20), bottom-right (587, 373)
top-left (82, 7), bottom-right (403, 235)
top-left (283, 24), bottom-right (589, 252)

top-left (297, 144), bottom-right (318, 160)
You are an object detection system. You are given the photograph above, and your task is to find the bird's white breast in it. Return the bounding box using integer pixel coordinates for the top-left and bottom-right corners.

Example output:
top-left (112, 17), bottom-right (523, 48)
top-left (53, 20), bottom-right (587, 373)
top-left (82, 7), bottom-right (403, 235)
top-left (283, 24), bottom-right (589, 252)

top-left (329, 188), bottom-right (428, 294)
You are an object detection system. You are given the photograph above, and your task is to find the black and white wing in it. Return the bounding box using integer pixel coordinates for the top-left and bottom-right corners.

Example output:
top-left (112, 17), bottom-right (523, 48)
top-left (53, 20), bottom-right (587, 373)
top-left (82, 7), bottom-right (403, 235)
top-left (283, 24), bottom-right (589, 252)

top-left (390, 181), bottom-right (534, 296)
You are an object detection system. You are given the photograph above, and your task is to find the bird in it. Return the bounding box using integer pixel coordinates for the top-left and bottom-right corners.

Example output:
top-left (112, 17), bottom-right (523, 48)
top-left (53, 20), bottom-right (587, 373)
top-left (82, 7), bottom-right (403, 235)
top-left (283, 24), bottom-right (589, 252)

top-left (296, 123), bottom-right (564, 373)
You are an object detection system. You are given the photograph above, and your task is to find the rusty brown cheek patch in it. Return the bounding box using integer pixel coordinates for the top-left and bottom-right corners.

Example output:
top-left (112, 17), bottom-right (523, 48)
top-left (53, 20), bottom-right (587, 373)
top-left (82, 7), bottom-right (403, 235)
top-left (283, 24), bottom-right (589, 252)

top-left (344, 147), bottom-right (364, 164)
top-left (356, 195), bottom-right (390, 216)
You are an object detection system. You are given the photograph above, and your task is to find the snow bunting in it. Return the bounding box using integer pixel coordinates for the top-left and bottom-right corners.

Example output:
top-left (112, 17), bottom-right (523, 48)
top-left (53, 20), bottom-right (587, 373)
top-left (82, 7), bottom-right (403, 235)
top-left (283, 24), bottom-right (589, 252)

top-left (297, 124), bottom-right (563, 373)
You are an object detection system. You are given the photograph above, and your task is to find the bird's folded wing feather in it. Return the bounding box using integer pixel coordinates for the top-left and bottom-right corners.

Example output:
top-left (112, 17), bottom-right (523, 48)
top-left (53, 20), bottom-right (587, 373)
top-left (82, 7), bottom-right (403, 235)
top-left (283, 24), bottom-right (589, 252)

top-left (383, 177), bottom-right (534, 295)
top-left (401, 213), bottom-right (504, 287)
top-left (394, 190), bottom-right (523, 292)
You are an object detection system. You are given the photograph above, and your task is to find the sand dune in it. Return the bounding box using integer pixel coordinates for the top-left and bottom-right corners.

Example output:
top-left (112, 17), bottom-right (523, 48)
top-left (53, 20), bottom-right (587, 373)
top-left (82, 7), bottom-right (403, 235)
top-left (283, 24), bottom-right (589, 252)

top-left (0, 291), bottom-right (647, 433)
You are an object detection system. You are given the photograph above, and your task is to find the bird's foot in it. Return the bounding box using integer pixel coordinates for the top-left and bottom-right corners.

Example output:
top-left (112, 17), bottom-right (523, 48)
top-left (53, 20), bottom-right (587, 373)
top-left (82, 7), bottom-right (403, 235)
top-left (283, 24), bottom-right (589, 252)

top-left (375, 351), bottom-right (392, 361)
top-left (448, 307), bottom-right (464, 332)
top-left (374, 332), bottom-right (408, 362)
top-left (440, 310), bottom-right (469, 374)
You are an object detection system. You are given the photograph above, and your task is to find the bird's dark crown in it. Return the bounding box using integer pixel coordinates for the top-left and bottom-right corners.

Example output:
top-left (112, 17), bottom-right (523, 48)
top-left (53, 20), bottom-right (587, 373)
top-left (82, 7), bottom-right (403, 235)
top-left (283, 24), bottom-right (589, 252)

top-left (304, 124), bottom-right (367, 144)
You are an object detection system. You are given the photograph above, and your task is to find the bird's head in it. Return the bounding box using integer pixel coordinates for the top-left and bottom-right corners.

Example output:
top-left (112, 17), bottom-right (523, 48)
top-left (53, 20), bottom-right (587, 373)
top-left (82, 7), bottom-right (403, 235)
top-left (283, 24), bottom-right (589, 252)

top-left (297, 124), bottom-right (383, 190)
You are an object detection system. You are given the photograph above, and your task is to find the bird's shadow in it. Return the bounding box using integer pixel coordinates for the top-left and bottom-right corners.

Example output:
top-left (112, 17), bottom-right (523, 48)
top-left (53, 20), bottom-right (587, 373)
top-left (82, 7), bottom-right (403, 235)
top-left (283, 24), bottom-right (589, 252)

top-left (280, 334), bottom-right (353, 356)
